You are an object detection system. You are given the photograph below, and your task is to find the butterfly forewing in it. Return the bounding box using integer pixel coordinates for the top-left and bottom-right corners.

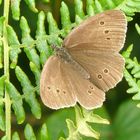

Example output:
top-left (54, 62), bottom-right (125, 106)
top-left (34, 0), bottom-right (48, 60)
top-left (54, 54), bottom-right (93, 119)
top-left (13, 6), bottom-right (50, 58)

top-left (64, 10), bottom-right (127, 52)
top-left (40, 56), bottom-right (76, 109)
top-left (63, 10), bottom-right (127, 91)
top-left (40, 56), bottom-right (105, 109)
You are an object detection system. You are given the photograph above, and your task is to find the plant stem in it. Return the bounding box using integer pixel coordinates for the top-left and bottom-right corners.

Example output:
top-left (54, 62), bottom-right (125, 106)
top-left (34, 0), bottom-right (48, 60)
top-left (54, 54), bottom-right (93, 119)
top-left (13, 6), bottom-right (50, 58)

top-left (3, 0), bottom-right (11, 139)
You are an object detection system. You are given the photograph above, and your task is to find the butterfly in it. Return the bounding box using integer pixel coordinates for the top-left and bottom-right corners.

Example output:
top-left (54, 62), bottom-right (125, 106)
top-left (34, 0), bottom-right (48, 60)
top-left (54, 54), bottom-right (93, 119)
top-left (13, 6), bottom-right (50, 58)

top-left (40, 10), bottom-right (127, 110)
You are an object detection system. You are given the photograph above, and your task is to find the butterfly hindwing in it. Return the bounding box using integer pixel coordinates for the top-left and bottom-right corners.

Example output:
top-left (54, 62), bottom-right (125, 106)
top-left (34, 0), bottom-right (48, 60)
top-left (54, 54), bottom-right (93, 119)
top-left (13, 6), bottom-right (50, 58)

top-left (40, 56), bottom-right (105, 109)
top-left (70, 51), bottom-right (124, 91)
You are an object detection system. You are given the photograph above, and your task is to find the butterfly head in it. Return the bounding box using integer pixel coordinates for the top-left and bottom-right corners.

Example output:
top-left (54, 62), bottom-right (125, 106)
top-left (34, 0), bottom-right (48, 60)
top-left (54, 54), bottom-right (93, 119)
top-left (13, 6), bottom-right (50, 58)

top-left (51, 45), bottom-right (71, 61)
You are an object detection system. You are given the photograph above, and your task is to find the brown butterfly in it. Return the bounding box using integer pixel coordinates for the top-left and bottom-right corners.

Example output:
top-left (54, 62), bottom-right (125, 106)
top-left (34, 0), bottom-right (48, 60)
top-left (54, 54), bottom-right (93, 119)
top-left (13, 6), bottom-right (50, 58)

top-left (40, 10), bottom-right (127, 110)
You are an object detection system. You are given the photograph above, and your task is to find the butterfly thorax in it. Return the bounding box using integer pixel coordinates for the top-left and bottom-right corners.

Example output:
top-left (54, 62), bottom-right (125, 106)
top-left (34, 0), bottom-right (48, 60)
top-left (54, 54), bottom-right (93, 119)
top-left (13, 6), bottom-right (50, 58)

top-left (52, 45), bottom-right (90, 79)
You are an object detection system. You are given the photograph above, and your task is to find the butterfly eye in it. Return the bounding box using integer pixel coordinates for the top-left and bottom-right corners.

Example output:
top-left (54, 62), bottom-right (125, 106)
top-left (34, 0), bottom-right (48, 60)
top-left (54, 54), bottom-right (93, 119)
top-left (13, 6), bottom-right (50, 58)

top-left (63, 91), bottom-right (66, 94)
top-left (104, 30), bottom-right (109, 34)
top-left (99, 21), bottom-right (105, 25)
top-left (104, 68), bottom-right (109, 73)
top-left (98, 74), bottom-right (102, 79)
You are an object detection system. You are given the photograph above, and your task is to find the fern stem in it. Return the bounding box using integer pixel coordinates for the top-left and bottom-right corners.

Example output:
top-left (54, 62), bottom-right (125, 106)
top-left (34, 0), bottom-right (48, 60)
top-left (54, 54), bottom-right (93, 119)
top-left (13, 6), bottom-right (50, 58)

top-left (3, 0), bottom-right (11, 139)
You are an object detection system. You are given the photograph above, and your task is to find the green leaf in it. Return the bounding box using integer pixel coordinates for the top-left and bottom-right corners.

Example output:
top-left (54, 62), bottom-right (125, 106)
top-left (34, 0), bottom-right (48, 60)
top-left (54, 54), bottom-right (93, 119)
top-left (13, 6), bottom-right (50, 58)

top-left (0, 76), bottom-right (6, 131)
top-left (36, 11), bottom-right (51, 65)
top-left (5, 81), bottom-right (25, 124)
top-left (123, 45), bottom-right (140, 105)
top-left (113, 100), bottom-right (140, 140)
top-left (10, 0), bottom-right (21, 20)
top-left (20, 16), bottom-right (40, 69)
top-left (0, 42), bottom-right (3, 68)
top-left (0, 75), bottom-right (6, 97)
top-left (135, 23), bottom-right (140, 35)
top-left (86, 0), bottom-right (95, 16)
top-left (75, 15), bottom-right (83, 24)
top-left (59, 137), bottom-right (66, 140)
top-left (74, 0), bottom-right (85, 19)
top-left (46, 12), bottom-right (62, 45)
top-left (46, 108), bottom-right (75, 140)
top-left (57, 131), bottom-right (66, 140)
top-left (103, 0), bottom-right (116, 9)
top-left (12, 132), bottom-right (20, 140)
top-left (60, 2), bottom-right (71, 29)
top-left (47, 106), bottom-right (109, 140)
top-left (0, 102), bottom-right (5, 131)
top-left (90, 107), bottom-right (112, 140)
top-left (124, 69), bottom-right (140, 95)
top-left (29, 62), bottom-right (40, 88)
top-left (0, 0), bottom-right (2, 5)
top-left (82, 108), bottom-right (109, 124)
top-left (39, 123), bottom-right (50, 140)
top-left (47, 12), bottom-right (59, 35)
top-left (24, 124), bottom-right (36, 140)
top-left (42, 0), bottom-right (50, 2)
top-left (115, 0), bottom-right (140, 21)
top-left (79, 0), bottom-right (140, 21)
top-left (60, 1), bottom-right (73, 38)
top-left (24, 0), bottom-right (38, 13)
top-left (74, 105), bottom-right (109, 139)
top-left (66, 119), bottom-right (82, 140)
top-left (94, 0), bottom-right (104, 13)
top-left (0, 17), bottom-right (4, 68)
top-left (1, 136), bottom-right (7, 140)
top-left (0, 16), bottom-right (5, 36)
top-left (15, 66), bottom-right (41, 119)
top-left (6, 25), bottom-right (21, 68)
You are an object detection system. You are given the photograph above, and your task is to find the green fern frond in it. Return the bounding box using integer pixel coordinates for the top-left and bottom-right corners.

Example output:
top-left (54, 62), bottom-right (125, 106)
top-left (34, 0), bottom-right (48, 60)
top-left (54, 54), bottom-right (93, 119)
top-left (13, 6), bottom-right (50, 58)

top-left (6, 25), bottom-right (21, 69)
top-left (135, 23), bottom-right (140, 35)
top-left (123, 45), bottom-right (140, 107)
top-left (64, 106), bottom-right (109, 140)
top-left (12, 132), bottom-right (20, 140)
top-left (115, 0), bottom-right (140, 21)
top-left (10, 0), bottom-right (47, 20)
top-left (39, 124), bottom-right (50, 140)
top-left (4, 123), bottom-right (49, 140)
top-left (36, 11), bottom-right (51, 65)
top-left (74, 0), bottom-right (140, 21)
top-left (15, 66), bottom-right (41, 119)
top-left (5, 81), bottom-right (25, 124)
top-left (24, 124), bottom-right (36, 140)
top-left (0, 16), bottom-right (4, 68)
top-left (0, 76), bottom-right (6, 131)
top-left (20, 16), bottom-right (41, 69)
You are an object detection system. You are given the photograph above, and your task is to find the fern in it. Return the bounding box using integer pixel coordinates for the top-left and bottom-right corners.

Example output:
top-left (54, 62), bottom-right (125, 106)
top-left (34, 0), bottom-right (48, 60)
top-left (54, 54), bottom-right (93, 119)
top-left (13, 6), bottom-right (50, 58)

top-left (0, 0), bottom-right (140, 139)
top-left (122, 21), bottom-right (140, 107)
top-left (122, 44), bottom-right (140, 107)
top-left (135, 23), bottom-right (140, 36)
top-left (63, 106), bottom-right (109, 140)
